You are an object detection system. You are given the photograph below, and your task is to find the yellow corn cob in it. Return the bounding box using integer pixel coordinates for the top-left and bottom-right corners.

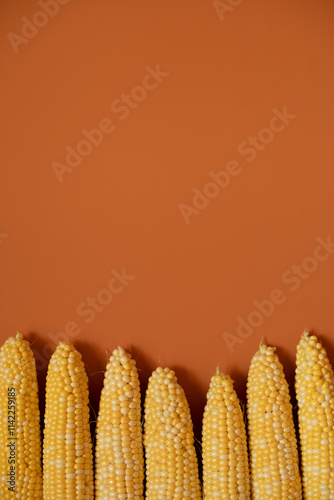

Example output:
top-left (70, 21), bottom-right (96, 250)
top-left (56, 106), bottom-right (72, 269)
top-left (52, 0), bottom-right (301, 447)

top-left (42, 342), bottom-right (94, 499)
top-left (202, 368), bottom-right (250, 499)
top-left (247, 342), bottom-right (302, 499)
top-left (144, 366), bottom-right (202, 500)
top-left (295, 330), bottom-right (334, 498)
top-left (0, 332), bottom-right (42, 499)
top-left (95, 346), bottom-right (144, 499)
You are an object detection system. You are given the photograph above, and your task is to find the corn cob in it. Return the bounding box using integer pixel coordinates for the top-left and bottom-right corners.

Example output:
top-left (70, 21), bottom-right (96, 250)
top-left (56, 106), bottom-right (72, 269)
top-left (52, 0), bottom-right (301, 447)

top-left (247, 342), bottom-right (302, 499)
top-left (144, 366), bottom-right (202, 500)
top-left (95, 346), bottom-right (144, 499)
top-left (0, 332), bottom-right (42, 499)
top-left (202, 368), bottom-right (250, 499)
top-left (42, 342), bottom-right (94, 499)
top-left (295, 330), bottom-right (334, 498)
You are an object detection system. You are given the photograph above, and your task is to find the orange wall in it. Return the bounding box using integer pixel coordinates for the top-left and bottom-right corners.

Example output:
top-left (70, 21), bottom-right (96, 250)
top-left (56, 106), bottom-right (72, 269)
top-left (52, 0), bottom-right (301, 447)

top-left (1, 0), bottom-right (334, 433)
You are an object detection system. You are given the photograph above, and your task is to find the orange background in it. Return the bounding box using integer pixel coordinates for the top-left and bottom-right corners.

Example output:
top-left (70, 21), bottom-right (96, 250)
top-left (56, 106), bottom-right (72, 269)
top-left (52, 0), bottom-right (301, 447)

top-left (1, 0), bottom-right (334, 435)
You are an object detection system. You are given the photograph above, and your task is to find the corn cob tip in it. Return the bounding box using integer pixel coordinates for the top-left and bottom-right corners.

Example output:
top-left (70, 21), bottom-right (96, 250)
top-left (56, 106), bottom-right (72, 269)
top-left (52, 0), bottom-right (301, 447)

top-left (258, 340), bottom-right (276, 355)
top-left (211, 371), bottom-right (233, 388)
top-left (214, 365), bottom-right (230, 380)
top-left (301, 328), bottom-right (310, 338)
top-left (259, 340), bottom-right (267, 354)
top-left (258, 336), bottom-right (270, 353)
top-left (110, 345), bottom-right (126, 358)
top-left (16, 331), bottom-right (23, 340)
